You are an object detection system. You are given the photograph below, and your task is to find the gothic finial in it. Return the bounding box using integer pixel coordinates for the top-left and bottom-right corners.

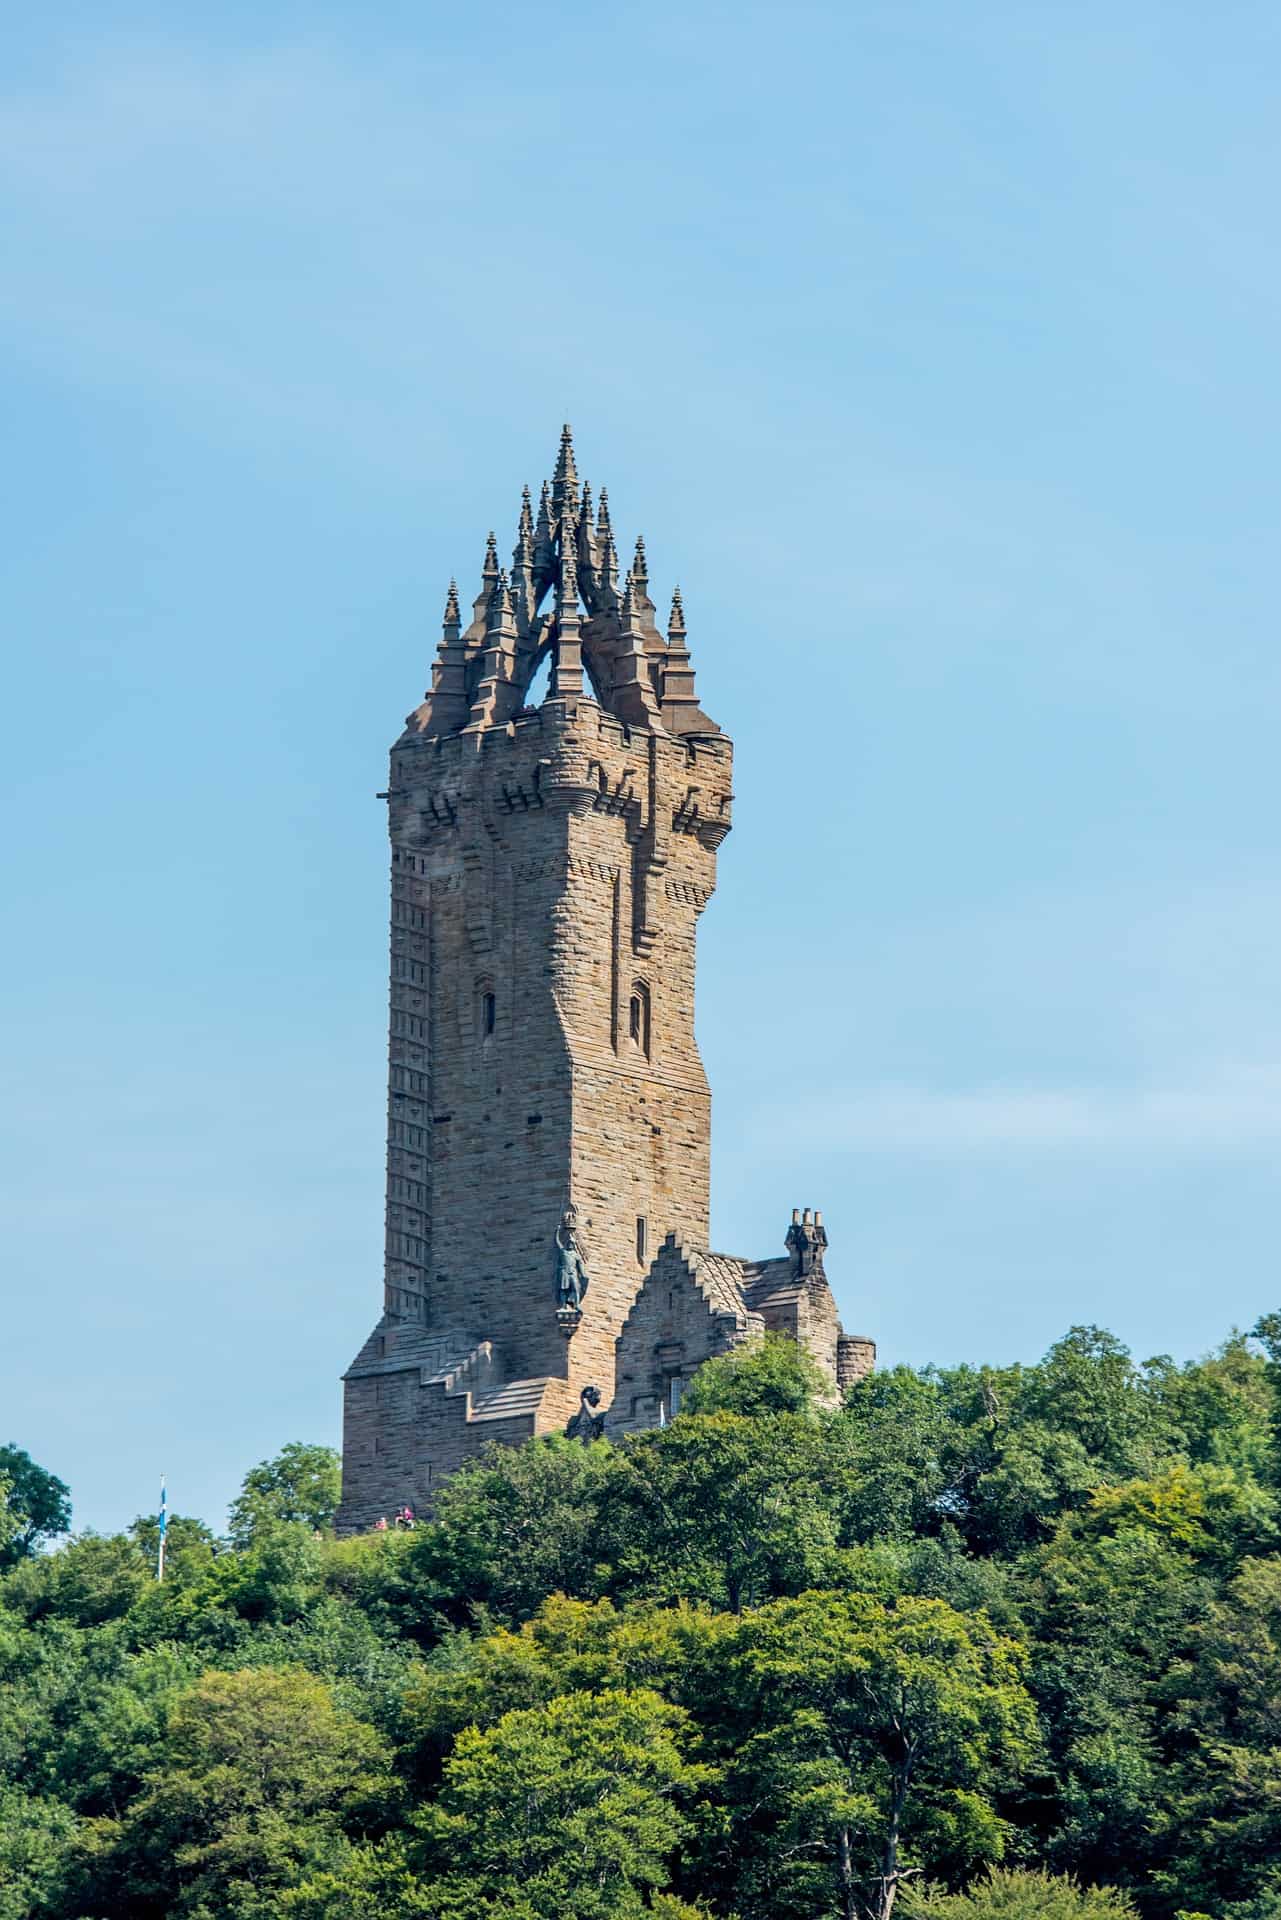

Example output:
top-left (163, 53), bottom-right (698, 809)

top-left (597, 486), bottom-right (611, 537)
top-left (483, 530), bottom-right (499, 581)
top-left (581, 480), bottom-right (593, 523)
top-left (519, 485), bottom-right (534, 542)
top-left (599, 523), bottom-right (618, 596)
top-left (444, 579), bottom-right (461, 628)
top-left (551, 423), bottom-right (579, 520)
top-left (659, 581), bottom-right (715, 735)
top-left (629, 533), bottom-right (652, 591)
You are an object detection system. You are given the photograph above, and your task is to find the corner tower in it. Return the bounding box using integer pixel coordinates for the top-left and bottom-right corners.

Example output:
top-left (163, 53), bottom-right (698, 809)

top-left (337, 430), bottom-right (732, 1527)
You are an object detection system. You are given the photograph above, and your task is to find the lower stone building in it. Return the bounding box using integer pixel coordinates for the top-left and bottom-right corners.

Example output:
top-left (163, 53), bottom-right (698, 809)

top-left (336, 431), bottom-right (875, 1528)
top-left (608, 1210), bottom-right (876, 1435)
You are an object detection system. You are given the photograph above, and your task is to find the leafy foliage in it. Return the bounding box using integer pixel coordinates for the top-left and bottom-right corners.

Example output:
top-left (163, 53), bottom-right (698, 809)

top-left (5, 1320), bottom-right (1281, 1917)
top-left (0, 1445), bottom-right (70, 1568)
top-left (227, 1443), bottom-right (342, 1546)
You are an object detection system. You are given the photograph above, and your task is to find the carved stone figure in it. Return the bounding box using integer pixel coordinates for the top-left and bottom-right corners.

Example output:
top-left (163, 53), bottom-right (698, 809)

top-left (565, 1383), bottom-right (605, 1443)
top-left (554, 1206), bottom-right (591, 1312)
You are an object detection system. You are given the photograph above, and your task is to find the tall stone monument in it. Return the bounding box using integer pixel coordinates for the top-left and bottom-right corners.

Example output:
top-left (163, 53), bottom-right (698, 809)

top-left (336, 430), bottom-right (872, 1529)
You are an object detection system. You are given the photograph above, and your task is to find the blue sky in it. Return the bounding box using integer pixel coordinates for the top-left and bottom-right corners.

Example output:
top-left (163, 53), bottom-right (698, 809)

top-left (4, 3), bottom-right (1281, 1534)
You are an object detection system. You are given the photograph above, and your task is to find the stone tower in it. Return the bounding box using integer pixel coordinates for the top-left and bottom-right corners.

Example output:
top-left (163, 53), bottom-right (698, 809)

top-left (337, 429), bottom-right (733, 1527)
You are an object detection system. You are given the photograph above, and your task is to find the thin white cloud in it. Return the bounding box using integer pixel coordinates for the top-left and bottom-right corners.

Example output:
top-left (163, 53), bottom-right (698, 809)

top-left (771, 1065), bottom-right (1281, 1154)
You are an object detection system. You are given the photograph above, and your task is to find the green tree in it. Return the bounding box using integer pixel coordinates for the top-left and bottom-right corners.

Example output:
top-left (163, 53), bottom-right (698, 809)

top-left (907, 1868), bottom-right (1137, 1919)
top-left (1, 1531), bottom-right (150, 1627)
top-left (0, 1445), bottom-right (71, 1568)
top-left (715, 1591), bottom-right (1035, 1920)
top-left (683, 1331), bottom-right (830, 1416)
top-left (401, 1432), bottom-right (622, 1632)
top-left (1145, 1337), bottom-right (1275, 1476)
top-left (1152, 1555), bottom-right (1281, 1912)
top-left (840, 1367), bottom-right (955, 1542)
top-left (415, 1687), bottom-right (708, 1919)
top-left (604, 1410), bottom-right (847, 1612)
top-left (399, 1594), bottom-right (734, 1791)
top-left (0, 1784), bottom-right (78, 1919)
top-left (78, 1666), bottom-right (398, 1918)
top-left (228, 1443), bottom-right (342, 1546)
top-left (129, 1511), bottom-right (219, 1583)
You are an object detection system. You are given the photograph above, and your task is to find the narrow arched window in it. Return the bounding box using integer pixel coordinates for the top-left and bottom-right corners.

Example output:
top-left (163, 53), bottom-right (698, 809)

top-left (636, 1215), bottom-right (648, 1264)
top-left (475, 979), bottom-right (497, 1044)
top-left (628, 980), bottom-right (651, 1057)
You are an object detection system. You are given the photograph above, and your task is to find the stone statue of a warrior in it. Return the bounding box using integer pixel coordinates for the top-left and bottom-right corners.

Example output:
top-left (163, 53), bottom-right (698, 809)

top-left (565, 1383), bottom-right (605, 1443)
top-left (554, 1207), bottom-right (591, 1313)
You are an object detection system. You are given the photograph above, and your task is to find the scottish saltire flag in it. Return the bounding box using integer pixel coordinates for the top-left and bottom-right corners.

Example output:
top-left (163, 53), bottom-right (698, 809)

top-left (157, 1476), bottom-right (167, 1581)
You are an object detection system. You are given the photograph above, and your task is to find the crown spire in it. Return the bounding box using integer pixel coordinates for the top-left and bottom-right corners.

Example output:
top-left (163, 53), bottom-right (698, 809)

top-left (410, 429), bottom-right (720, 740)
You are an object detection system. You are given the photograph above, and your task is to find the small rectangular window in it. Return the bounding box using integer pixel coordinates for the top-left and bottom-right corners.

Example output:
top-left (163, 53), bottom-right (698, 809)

top-left (636, 1215), bottom-right (648, 1264)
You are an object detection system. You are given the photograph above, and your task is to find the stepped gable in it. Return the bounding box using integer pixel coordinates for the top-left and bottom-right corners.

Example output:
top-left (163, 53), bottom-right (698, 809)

top-left (607, 1211), bottom-right (875, 1434)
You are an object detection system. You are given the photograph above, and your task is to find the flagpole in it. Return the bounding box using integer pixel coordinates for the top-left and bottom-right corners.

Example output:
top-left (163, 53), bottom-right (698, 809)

top-left (157, 1475), bottom-right (167, 1583)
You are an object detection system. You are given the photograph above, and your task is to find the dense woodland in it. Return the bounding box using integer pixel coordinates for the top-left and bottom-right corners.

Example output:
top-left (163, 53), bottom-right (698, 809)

top-left (4, 1319), bottom-right (1281, 1920)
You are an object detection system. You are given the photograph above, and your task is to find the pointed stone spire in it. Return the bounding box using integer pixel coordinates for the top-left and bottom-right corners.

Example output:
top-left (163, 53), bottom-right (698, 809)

top-left (510, 490), bottom-right (536, 636)
top-left (576, 480), bottom-right (600, 599)
top-left (472, 529), bottom-right (501, 625)
top-left (611, 571), bottom-right (665, 732)
top-left (551, 423), bottom-right (579, 522)
top-left (660, 584), bottom-right (713, 735)
top-left (467, 569), bottom-right (521, 730)
top-left (417, 579), bottom-right (469, 735)
top-left (532, 479), bottom-right (556, 598)
top-left (597, 486), bottom-right (611, 541)
top-left (598, 527), bottom-right (619, 599)
top-left (631, 534), bottom-right (649, 599)
top-left (550, 509), bottom-right (584, 700)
